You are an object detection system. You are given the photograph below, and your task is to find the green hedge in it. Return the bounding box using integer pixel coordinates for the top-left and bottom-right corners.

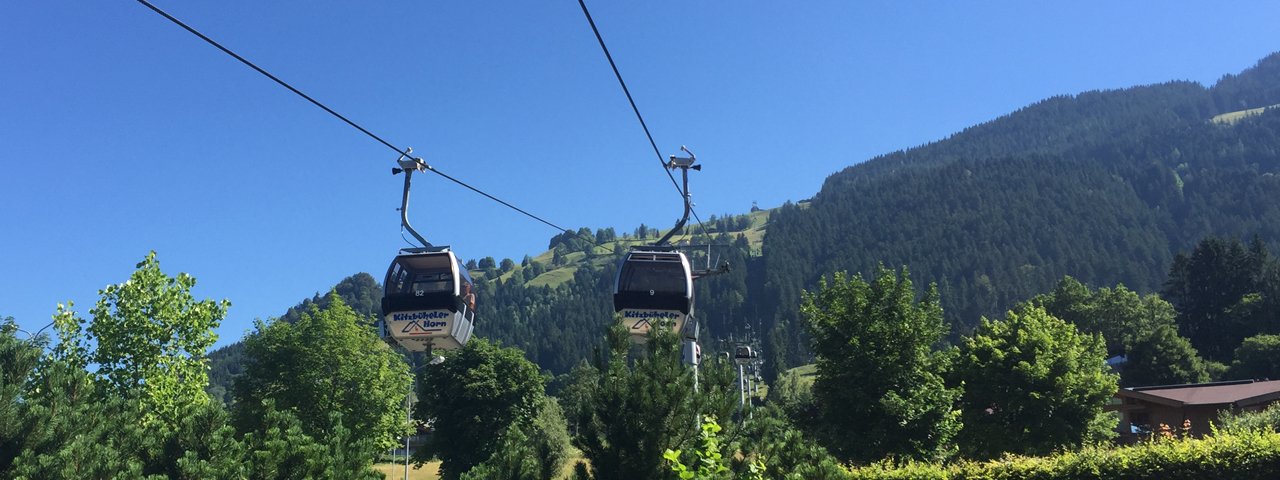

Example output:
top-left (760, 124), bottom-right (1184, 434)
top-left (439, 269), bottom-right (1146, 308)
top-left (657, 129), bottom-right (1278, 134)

top-left (848, 430), bottom-right (1280, 480)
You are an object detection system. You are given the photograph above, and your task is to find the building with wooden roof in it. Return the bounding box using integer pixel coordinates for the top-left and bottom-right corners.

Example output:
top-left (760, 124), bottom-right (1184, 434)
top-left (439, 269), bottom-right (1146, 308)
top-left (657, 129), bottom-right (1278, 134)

top-left (1110, 379), bottom-right (1280, 438)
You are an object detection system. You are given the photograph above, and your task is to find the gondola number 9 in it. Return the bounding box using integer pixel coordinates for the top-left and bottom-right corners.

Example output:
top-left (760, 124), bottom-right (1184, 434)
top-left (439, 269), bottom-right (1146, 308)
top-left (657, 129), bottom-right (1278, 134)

top-left (650, 289), bottom-right (655, 296)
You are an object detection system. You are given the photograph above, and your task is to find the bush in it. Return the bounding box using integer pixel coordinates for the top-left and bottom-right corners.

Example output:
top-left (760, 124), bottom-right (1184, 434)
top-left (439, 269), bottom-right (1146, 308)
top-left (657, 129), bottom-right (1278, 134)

top-left (1217, 403), bottom-right (1280, 434)
top-left (847, 429), bottom-right (1280, 480)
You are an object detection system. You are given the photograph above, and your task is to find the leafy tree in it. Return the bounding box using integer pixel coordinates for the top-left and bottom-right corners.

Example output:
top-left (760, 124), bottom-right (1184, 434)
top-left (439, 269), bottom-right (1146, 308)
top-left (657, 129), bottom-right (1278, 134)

top-left (460, 396), bottom-right (572, 480)
top-left (952, 305), bottom-right (1118, 459)
top-left (568, 324), bottom-right (739, 480)
top-left (1228, 334), bottom-right (1280, 380)
top-left (480, 256), bottom-right (498, 270)
top-left (53, 251), bottom-right (229, 429)
top-left (1123, 323), bottom-right (1217, 386)
top-left (595, 227), bottom-right (616, 244)
top-left (501, 258), bottom-right (517, 273)
top-left (234, 292), bottom-right (411, 451)
top-left (801, 267), bottom-right (960, 464)
top-left (207, 272), bottom-right (383, 405)
top-left (1032, 276), bottom-right (1213, 386)
top-left (415, 338), bottom-right (547, 479)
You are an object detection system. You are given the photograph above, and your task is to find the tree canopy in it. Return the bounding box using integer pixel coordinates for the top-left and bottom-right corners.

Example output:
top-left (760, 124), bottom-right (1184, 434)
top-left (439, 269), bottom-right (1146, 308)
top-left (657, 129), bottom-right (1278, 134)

top-left (800, 267), bottom-right (960, 464)
top-left (952, 305), bottom-right (1118, 459)
top-left (233, 292), bottom-right (411, 451)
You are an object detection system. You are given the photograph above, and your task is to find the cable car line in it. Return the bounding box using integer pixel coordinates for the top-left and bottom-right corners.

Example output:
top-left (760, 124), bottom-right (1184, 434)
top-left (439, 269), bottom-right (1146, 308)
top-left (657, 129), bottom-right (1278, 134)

top-left (575, 0), bottom-right (681, 196)
top-left (575, 0), bottom-right (715, 254)
top-left (135, 0), bottom-right (569, 234)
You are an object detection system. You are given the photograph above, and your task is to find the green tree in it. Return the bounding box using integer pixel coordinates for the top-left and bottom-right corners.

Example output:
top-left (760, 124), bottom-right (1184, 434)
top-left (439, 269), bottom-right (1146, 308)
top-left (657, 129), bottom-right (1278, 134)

top-left (53, 252), bottom-right (229, 429)
top-left (1163, 237), bottom-right (1270, 362)
top-left (1123, 323), bottom-right (1216, 386)
top-left (415, 338), bottom-right (547, 479)
top-left (734, 405), bottom-right (847, 480)
top-left (460, 396), bottom-right (572, 480)
top-left (1228, 334), bottom-right (1280, 380)
top-left (952, 305), bottom-right (1118, 459)
top-left (663, 416), bottom-right (738, 480)
top-left (0, 317), bottom-right (47, 474)
top-left (801, 267), bottom-right (960, 464)
top-left (1032, 276), bottom-right (1213, 386)
top-left (234, 292), bottom-right (411, 451)
top-left (568, 324), bottom-right (739, 480)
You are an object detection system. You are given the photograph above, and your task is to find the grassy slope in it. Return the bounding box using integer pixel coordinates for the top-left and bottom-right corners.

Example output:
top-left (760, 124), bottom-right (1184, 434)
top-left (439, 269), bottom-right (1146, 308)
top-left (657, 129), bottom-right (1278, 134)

top-left (1211, 104), bottom-right (1280, 125)
top-left (482, 207), bottom-right (778, 289)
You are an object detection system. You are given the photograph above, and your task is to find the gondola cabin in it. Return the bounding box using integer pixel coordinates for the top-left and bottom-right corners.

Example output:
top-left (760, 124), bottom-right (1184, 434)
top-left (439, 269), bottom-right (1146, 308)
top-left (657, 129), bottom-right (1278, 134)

top-left (613, 247), bottom-right (693, 343)
top-left (735, 346), bottom-right (757, 366)
top-left (380, 248), bottom-right (476, 352)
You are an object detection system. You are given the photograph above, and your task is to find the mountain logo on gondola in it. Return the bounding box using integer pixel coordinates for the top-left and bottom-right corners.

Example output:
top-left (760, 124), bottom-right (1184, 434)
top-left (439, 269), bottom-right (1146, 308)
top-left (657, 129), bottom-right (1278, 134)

top-left (402, 319), bottom-right (448, 334)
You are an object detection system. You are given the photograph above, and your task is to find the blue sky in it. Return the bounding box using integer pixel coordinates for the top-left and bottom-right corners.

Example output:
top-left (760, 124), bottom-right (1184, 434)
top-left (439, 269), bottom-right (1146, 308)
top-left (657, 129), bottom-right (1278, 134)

top-left (3, 1), bottom-right (1279, 347)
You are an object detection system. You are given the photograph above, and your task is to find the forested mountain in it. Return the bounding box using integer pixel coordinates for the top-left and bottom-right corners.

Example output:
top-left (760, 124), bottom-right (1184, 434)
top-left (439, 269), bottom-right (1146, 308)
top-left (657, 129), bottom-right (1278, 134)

top-left (760, 52), bottom-right (1280, 377)
top-left (210, 52), bottom-right (1280, 391)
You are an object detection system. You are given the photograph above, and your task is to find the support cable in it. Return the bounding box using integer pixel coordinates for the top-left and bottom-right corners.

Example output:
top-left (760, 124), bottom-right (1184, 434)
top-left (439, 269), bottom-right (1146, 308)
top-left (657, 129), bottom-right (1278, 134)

top-left (576, 0), bottom-right (712, 245)
top-left (136, 0), bottom-right (568, 233)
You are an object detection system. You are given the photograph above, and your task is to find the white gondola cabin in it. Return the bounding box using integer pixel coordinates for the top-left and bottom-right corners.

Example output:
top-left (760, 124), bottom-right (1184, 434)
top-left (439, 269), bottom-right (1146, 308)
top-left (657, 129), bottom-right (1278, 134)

top-left (613, 247), bottom-right (694, 342)
top-left (380, 248), bottom-right (476, 352)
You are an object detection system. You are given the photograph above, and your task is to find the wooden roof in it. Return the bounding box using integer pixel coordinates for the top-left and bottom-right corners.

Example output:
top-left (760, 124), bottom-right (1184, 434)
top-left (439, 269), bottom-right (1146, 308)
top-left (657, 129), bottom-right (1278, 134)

top-left (1117, 380), bottom-right (1280, 407)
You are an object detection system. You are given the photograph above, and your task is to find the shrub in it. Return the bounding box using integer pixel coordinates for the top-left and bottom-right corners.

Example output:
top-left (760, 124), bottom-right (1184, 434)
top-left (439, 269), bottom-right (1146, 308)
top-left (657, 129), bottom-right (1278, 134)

top-left (847, 429), bottom-right (1280, 480)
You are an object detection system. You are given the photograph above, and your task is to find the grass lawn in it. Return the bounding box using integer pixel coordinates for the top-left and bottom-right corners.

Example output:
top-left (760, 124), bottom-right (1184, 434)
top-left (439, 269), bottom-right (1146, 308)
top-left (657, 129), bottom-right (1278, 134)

top-left (373, 461), bottom-right (440, 480)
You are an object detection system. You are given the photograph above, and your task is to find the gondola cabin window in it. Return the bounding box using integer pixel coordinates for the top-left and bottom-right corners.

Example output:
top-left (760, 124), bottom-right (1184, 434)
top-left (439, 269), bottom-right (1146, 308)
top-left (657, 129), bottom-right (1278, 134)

top-left (412, 272), bottom-right (452, 296)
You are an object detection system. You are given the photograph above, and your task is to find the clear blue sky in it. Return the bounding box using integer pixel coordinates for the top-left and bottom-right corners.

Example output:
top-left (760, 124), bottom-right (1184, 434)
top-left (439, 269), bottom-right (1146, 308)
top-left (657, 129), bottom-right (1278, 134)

top-left (3, 1), bottom-right (1278, 347)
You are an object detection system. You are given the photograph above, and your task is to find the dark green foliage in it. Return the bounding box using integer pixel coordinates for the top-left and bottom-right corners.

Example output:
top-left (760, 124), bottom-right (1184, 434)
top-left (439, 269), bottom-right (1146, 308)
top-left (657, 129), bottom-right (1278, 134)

top-left (460, 396), bottom-right (572, 480)
top-left (415, 338), bottom-right (547, 479)
top-left (567, 324), bottom-right (739, 480)
top-left (952, 305), bottom-right (1118, 459)
top-left (1229, 334), bottom-right (1280, 380)
top-left (1213, 53), bottom-right (1280, 112)
top-left (735, 405), bottom-right (848, 480)
top-left (760, 55), bottom-right (1280, 377)
top-left (801, 268), bottom-right (960, 464)
top-left (471, 260), bottom-right (615, 375)
top-left (1163, 237), bottom-right (1273, 361)
top-left (0, 317), bottom-right (42, 473)
top-left (1031, 276), bottom-right (1213, 386)
top-left (1123, 323), bottom-right (1217, 386)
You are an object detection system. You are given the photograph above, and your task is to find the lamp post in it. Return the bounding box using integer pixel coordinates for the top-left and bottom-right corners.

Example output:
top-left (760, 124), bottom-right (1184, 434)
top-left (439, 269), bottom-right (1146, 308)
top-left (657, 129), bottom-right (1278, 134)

top-left (404, 352), bottom-right (445, 480)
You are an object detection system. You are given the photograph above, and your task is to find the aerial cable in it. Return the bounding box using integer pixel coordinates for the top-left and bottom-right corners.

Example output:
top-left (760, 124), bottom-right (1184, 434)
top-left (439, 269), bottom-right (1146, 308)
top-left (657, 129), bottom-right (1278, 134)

top-left (135, 0), bottom-right (569, 233)
top-left (576, 0), bottom-right (713, 242)
top-left (575, 0), bottom-right (682, 196)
